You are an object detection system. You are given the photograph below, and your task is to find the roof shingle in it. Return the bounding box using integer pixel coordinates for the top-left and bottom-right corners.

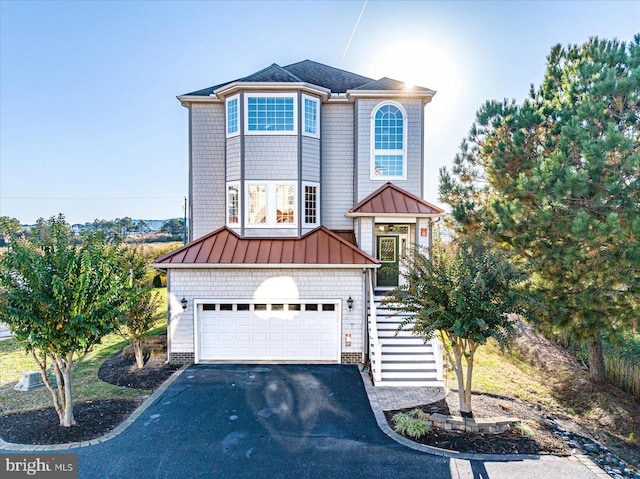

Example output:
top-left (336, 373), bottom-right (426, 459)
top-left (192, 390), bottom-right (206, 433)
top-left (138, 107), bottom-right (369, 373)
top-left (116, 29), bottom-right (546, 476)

top-left (182, 59), bottom-right (434, 97)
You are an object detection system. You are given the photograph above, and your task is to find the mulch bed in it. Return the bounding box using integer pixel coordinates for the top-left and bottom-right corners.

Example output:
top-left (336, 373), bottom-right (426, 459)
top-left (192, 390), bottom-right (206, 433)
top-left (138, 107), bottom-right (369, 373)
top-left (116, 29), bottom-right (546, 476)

top-left (0, 336), bottom-right (180, 445)
top-left (97, 346), bottom-right (181, 389)
top-left (385, 392), bottom-right (571, 455)
top-left (0, 399), bottom-right (139, 444)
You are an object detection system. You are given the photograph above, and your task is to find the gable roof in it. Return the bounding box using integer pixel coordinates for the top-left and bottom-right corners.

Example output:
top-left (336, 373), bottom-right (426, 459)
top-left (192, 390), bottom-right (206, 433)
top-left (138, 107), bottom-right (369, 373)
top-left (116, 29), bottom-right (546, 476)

top-left (352, 77), bottom-right (436, 96)
top-left (182, 60), bottom-right (434, 97)
top-left (347, 182), bottom-right (445, 217)
top-left (154, 226), bottom-right (379, 268)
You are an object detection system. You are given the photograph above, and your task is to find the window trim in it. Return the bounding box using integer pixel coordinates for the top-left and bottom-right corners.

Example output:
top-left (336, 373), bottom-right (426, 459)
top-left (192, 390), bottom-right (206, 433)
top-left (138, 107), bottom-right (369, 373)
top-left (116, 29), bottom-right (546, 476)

top-left (301, 94), bottom-right (320, 139)
top-left (226, 181), bottom-right (241, 227)
top-left (370, 101), bottom-right (408, 180)
top-left (244, 181), bottom-right (298, 228)
top-left (302, 181), bottom-right (320, 227)
top-left (244, 93), bottom-right (298, 135)
top-left (226, 94), bottom-right (240, 138)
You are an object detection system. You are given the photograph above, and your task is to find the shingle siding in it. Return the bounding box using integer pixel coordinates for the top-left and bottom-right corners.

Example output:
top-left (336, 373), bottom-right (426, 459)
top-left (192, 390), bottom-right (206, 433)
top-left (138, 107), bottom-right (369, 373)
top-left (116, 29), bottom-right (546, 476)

top-left (321, 104), bottom-right (355, 230)
top-left (301, 136), bottom-right (320, 182)
top-left (167, 268), bottom-right (365, 360)
top-left (226, 135), bottom-right (241, 181)
top-left (245, 136), bottom-right (298, 180)
top-left (355, 98), bottom-right (424, 202)
top-left (191, 103), bottom-right (226, 240)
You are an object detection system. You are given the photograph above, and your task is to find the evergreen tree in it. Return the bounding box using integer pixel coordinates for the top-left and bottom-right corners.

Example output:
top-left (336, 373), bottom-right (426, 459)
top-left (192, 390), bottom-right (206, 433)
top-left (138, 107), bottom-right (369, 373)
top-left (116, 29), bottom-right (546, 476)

top-left (440, 36), bottom-right (640, 382)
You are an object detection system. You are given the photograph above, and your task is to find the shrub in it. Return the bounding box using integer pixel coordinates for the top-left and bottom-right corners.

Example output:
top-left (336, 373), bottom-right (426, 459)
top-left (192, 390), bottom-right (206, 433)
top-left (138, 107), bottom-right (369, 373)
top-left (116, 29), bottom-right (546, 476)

top-left (392, 409), bottom-right (432, 439)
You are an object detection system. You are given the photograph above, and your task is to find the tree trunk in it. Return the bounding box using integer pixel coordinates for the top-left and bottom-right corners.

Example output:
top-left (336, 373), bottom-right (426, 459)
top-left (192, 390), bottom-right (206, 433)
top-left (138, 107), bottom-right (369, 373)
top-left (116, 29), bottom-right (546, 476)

top-left (452, 341), bottom-right (472, 415)
top-left (60, 365), bottom-right (75, 427)
top-left (587, 333), bottom-right (606, 383)
top-left (133, 341), bottom-right (145, 369)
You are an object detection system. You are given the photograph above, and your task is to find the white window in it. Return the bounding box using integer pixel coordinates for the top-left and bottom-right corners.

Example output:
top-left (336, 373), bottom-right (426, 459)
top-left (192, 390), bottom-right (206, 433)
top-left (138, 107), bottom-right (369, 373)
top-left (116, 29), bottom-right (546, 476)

top-left (226, 95), bottom-right (239, 137)
top-left (303, 182), bottom-right (320, 226)
top-left (276, 184), bottom-right (295, 224)
top-left (245, 182), bottom-right (297, 228)
top-left (227, 182), bottom-right (240, 226)
top-left (247, 185), bottom-right (267, 225)
top-left (370, 102), bottom-right (407, 180)
top-left (302, 94), bottom-right (320, 138)
top-left (245, 93), bottom-right (297, 135)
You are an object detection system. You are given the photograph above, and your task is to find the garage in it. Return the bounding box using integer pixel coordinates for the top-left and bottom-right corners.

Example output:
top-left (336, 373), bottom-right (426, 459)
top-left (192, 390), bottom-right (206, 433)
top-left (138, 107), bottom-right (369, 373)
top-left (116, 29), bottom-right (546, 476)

top-left (195, 301), bottom-right (341, 362)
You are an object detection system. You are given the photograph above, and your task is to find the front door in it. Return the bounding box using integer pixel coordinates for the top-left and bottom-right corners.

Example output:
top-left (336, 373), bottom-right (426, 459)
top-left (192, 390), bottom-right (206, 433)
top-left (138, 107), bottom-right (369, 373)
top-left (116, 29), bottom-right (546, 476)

top-left (376, 235), bottom-right (399, 287)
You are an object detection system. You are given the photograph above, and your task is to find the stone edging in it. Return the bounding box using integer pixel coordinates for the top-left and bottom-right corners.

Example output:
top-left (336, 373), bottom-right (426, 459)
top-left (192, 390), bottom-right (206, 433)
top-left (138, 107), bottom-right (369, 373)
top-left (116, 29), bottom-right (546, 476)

top-left (358, 367), bottom-right (610, 477)
top-left (0, 364), bottom-right (189, 452)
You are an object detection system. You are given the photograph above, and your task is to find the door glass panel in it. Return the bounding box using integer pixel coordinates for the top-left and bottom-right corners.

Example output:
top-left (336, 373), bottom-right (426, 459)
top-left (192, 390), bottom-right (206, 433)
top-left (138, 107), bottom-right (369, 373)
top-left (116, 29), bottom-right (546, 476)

top-left (379, 238), bottom-right (397, 263)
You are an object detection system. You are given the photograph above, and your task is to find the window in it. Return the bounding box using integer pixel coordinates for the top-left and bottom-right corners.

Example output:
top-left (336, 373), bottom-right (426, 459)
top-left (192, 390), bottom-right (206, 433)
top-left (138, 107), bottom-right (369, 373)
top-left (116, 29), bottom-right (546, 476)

top-left (302, 94), bottom-right (319, 138)
top-left (248, 185), bottom-right (267, 224)
top-left (303, 183), bottom-right (319, 226)
top-left (226, 95), bottom-right (239, 136)
top-left (371, 102), bottom-right (407, 179)
top-left (245, 182), bottom-right (297, 228)
top-left (246, 94), bottom-right (296, 134)
top-left (227, 183), bottom-right (240, 226)
top-left (276, 185), bottom-right (295, 224)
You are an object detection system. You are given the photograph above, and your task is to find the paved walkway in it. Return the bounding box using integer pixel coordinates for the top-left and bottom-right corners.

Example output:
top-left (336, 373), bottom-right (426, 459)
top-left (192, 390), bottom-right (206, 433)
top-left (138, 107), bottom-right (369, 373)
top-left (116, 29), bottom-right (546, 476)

top-left (0, 364), bottom-right (605, 479)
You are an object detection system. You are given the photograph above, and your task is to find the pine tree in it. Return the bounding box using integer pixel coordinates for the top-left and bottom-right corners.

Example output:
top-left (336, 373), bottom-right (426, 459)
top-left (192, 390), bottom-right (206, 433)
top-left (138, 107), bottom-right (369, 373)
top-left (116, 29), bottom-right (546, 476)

top-left (440, 36), bottom-right (640, 382)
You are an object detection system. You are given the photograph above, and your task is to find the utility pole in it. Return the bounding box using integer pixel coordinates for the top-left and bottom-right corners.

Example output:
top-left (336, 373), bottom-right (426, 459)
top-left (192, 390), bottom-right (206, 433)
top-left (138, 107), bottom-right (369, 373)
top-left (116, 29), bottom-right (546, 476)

top-left (183, 196), bottom-right (187, 245)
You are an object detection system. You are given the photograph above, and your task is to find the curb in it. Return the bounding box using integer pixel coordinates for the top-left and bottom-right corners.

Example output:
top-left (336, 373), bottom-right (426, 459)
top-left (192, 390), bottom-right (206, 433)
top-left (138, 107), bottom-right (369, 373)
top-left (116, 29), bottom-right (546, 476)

top-left (0, 363), bottom-right (189, 452)
top-left (359, 367), bottom-right (611, 475)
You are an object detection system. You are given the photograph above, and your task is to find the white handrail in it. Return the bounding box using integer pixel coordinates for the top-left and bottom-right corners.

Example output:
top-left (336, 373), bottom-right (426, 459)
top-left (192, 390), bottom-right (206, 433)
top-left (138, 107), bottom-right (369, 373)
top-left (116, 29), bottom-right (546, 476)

top-left (367, 269), bottom-right (382, 384)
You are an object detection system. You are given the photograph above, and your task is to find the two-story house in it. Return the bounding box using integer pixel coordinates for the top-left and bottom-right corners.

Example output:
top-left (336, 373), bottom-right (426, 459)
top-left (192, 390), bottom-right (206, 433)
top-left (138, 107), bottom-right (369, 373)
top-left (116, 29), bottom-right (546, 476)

top-left (154, 60), bottom-right (445, 386)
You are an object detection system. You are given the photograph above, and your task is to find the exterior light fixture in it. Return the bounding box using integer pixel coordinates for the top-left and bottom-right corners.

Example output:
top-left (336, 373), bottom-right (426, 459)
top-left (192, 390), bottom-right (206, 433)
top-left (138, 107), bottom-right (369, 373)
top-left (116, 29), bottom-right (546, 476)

top-left (345, 333), bottom-right (352, 347)
top-left (346, 296), bottom-right (354, 311)
top-left (181, 297), bottom-right (188, 311)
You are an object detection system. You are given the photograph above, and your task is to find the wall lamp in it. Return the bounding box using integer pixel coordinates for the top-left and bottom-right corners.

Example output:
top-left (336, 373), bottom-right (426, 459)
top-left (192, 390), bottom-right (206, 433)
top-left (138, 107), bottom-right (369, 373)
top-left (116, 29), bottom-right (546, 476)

top-left (181, 297), bottom-right (188, 311)
top-left (346, 296), bottom-right (354, 311)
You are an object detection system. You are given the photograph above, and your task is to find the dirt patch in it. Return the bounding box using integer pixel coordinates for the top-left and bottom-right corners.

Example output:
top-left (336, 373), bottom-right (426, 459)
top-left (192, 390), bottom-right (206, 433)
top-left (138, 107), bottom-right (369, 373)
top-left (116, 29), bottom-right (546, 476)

top-left (386, 392), bottom-right (571, 455)
top-left (510, 320), bottom-right (640, 468)
top-left (0, 399), bottom-right (139, 444)
top-left (0, 335), bottom-right (180, 445)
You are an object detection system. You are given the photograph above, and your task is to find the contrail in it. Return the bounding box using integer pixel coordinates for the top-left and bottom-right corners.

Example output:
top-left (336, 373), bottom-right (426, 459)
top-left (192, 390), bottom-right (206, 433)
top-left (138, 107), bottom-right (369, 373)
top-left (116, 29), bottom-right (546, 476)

top-left (343, 0), bottom-right (368, 58)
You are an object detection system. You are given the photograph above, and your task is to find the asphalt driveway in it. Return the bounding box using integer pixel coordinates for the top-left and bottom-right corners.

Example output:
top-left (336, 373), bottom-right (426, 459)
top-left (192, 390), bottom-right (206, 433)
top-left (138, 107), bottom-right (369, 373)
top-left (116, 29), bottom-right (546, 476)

top-left (2, 364), bottom-right (601, 479)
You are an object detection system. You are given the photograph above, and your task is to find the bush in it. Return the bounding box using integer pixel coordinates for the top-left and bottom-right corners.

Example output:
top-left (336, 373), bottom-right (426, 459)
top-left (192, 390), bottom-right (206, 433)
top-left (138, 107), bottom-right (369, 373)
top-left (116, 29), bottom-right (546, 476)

top-left (392, 409), bottom-right (432, 439)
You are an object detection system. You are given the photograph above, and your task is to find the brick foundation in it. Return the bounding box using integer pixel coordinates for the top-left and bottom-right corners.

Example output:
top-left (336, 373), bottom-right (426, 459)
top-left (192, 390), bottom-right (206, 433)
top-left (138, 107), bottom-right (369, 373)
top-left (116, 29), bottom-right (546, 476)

top-left (169, 352), bottom-right (194, 364)
top-left (341, 352), bottom-right (362, 364)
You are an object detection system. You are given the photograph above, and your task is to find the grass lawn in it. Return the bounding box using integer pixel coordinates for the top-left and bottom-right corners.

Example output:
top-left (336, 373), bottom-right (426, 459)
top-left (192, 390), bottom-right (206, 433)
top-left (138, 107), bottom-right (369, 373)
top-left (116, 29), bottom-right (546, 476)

top-left (0, 287), bottom-right (168, 417)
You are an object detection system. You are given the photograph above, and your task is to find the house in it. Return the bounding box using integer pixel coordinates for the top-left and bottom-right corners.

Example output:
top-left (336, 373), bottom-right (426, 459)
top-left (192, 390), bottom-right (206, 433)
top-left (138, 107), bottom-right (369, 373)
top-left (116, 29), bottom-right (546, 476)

top-left (154, 60), bottom-right (445, 386)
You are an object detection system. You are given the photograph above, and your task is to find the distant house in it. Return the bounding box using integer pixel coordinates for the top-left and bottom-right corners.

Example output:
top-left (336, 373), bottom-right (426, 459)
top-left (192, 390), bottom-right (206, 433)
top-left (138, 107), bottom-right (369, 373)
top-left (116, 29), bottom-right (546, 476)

top-left (155, 60), bottom-right (445, 386)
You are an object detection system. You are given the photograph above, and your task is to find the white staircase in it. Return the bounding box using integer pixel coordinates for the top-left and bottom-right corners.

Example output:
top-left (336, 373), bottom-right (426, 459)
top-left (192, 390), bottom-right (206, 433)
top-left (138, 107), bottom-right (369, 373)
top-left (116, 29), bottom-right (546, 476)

top-left (368, 285), bottom-right (444, 387)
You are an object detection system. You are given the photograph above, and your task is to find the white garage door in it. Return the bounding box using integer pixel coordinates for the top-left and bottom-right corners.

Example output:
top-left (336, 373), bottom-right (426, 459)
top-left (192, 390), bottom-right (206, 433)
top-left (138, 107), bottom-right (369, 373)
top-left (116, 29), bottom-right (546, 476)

top-left (196, 302), bottom-right (340, 362)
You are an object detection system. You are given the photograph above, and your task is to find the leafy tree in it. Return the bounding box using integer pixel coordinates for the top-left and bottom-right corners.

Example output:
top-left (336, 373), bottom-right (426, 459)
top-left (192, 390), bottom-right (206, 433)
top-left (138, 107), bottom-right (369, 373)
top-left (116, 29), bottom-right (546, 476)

top-left (0, 216), bottom-right (21, 246)
top-left (0, 215), bottom-right (129, 427)
top-left (161, 218), bottom-right (185, 238)
top-left (440, 36), bottom-right (640, 382)
top-left (385, 237), bottom-right (532, 415)
top-left (115, 246), bottom-right (161, 368)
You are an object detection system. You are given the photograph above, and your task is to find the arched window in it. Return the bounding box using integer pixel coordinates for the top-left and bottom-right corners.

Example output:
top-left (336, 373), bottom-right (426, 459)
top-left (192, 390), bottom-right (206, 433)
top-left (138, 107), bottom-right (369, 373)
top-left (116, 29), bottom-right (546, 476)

top-left (371, 103), bottom-right (406, 179)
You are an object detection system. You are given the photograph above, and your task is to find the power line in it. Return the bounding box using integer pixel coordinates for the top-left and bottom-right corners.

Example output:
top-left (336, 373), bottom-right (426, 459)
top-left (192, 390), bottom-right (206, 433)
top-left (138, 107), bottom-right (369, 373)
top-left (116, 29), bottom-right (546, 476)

top-left (2, 196), bottom-right (184, 200)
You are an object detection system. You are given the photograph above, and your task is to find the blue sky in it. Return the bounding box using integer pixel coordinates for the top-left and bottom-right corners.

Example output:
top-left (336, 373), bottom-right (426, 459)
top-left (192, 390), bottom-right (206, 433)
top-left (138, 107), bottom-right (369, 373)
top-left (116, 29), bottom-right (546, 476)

top-left (1, 0), bottom-right (637, 225)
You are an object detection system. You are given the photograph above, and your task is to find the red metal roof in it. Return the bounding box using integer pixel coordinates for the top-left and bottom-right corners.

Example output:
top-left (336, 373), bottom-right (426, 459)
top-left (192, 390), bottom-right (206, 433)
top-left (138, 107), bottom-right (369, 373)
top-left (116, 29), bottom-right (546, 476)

top-left (154, 226), bottom-right (378, 267)
top-left (348, 182), bottom-right (445, 216)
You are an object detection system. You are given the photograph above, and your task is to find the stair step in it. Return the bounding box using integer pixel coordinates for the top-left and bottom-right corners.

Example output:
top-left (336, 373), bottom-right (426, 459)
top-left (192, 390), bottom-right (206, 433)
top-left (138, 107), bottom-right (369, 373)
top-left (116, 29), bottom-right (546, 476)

top-left (381, 359), bottom-right (436, 365)
top-left (379, 337), bottom-right (428, 344)
top-left (374, 379), bottom-right (444, 387)
top-left (382, 345), bottom-right (434, 353)
top-left (381, 371), bottom-right (437, 378)
top-left (381, 354), bottom-right (435, 361)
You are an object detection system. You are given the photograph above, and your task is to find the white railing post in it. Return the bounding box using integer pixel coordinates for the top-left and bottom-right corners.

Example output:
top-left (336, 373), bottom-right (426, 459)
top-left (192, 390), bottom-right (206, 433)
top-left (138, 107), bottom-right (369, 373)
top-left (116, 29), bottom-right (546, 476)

top-left (367, 269), bottom-right (382, 384)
